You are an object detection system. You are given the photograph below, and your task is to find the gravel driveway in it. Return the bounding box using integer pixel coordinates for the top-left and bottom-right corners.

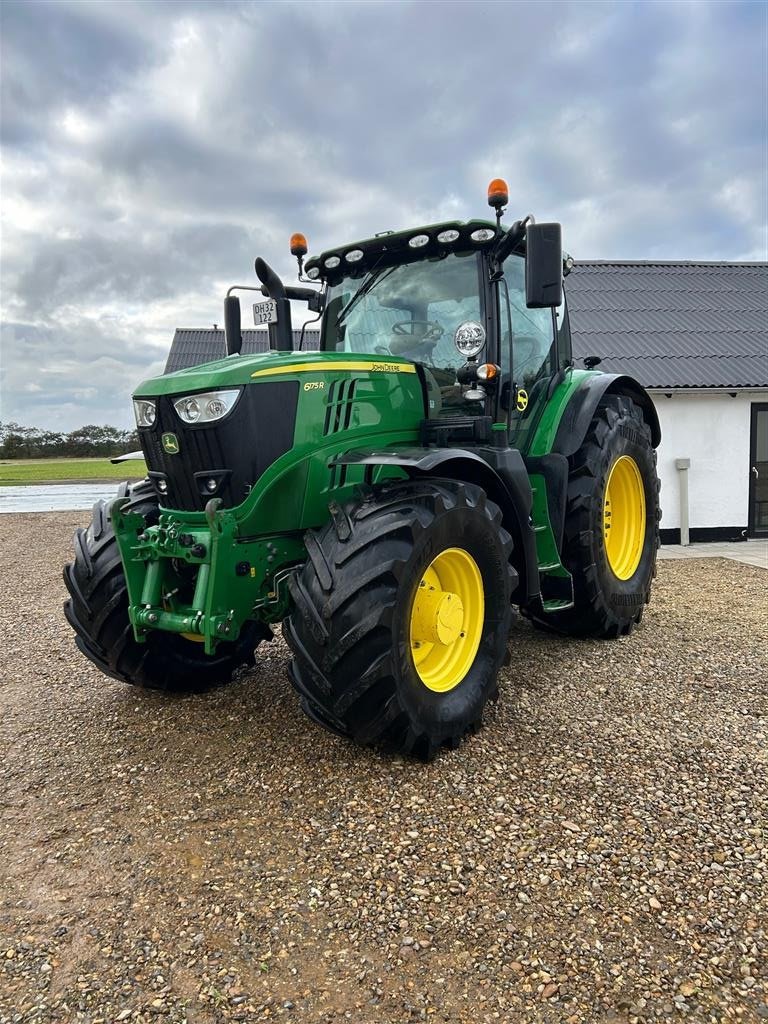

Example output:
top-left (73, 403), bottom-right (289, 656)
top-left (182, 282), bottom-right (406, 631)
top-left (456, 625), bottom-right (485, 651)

top-left (1, 512), bottom-right (765, 1023)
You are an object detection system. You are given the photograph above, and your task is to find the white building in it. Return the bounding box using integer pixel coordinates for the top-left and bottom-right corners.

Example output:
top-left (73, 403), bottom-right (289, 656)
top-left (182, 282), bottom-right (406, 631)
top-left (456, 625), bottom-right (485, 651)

top-left (568, 261), bottom-right (768, 541)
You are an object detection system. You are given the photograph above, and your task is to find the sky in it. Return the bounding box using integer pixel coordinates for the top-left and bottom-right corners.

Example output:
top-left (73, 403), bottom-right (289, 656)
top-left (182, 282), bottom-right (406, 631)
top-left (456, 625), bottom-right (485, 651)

top-left (1, 0), bottom-right (766, 432)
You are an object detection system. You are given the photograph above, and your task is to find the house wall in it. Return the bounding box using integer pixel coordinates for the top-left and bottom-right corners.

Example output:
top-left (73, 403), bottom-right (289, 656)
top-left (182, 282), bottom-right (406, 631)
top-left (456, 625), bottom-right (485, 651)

top-left (649, 390), bottom-right (768, 536)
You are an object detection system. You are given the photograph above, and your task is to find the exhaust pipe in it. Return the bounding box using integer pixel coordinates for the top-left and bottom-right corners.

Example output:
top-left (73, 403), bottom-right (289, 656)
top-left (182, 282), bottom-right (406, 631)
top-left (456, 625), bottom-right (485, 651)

top-left (254, 257), bottom-right (293, 351)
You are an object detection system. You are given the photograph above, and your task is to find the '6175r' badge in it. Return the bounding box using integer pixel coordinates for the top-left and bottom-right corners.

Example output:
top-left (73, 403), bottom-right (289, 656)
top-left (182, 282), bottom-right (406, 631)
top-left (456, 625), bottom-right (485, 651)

top-left (162, 432), bottom-right (180, 455)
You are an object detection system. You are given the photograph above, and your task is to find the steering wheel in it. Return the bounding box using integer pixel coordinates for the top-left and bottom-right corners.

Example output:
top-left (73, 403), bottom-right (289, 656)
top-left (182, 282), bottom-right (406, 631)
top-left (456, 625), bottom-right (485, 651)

top-left (392, 320), bottom-right (444, 343)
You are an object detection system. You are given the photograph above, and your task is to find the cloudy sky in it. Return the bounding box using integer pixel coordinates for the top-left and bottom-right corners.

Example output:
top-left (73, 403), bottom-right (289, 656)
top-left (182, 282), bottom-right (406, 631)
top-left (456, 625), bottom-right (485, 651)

top-left (1, 0), bottom-right (766, 431)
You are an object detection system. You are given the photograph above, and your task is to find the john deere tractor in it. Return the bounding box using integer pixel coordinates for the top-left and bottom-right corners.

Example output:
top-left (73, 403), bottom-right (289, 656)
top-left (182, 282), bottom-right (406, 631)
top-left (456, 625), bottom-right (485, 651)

top-left (64, 179), bottom-right (660, 759)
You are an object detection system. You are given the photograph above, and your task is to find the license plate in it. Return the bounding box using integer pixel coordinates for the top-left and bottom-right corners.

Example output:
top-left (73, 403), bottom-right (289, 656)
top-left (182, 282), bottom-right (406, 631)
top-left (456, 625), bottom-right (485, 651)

top-left (253, 299), bottom-right (278, 325)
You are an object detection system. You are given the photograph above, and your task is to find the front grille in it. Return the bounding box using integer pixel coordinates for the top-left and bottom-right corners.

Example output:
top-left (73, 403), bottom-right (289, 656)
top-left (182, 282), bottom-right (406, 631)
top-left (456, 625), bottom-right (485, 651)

top-left (138, 382), bottom-right (299, 511)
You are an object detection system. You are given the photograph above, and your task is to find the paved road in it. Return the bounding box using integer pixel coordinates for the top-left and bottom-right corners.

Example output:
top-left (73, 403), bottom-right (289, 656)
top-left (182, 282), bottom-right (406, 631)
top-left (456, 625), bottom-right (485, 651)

top-left (658, 538), bottom-right (768, 569)
top-left (0, 483), bottom-right (119, 514)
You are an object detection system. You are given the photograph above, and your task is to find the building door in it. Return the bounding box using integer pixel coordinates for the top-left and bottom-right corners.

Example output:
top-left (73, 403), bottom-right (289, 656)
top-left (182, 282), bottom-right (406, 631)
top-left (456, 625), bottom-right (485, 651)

top-left (749, 403), bottom-right (768, 537)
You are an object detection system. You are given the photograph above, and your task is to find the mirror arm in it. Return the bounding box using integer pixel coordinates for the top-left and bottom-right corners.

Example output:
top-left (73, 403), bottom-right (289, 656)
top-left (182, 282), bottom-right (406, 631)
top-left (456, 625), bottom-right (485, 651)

top-left (492, 214), bottom-right (535, 269)
top-left (257, 284), bottom-right (325, 313)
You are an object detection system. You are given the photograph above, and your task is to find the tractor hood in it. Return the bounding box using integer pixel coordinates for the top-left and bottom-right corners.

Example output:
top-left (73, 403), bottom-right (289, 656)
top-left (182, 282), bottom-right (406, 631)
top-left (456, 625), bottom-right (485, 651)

top-left (133, 349), bottom-right (417, 398)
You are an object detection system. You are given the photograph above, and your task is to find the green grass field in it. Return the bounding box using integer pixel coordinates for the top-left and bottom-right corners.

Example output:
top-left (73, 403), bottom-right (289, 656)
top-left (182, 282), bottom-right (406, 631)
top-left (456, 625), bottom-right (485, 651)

top-left (0, 457), bottom-right (147, 485)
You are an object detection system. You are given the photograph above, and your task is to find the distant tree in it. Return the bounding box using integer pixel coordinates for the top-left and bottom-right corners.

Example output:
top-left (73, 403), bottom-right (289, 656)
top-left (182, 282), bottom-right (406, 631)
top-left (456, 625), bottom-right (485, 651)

top-left (0, 422), bottom-right (40, 458)
top-left (39, 430), bottom-right (65, 457)
top-left (0, 421), bottom-right (140, 459)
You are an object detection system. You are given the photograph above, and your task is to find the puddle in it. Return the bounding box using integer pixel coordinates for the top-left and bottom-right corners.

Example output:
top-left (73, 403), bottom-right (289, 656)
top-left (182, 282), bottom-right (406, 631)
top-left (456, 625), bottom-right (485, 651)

top-left (0, 483), bottom-right (120, 513)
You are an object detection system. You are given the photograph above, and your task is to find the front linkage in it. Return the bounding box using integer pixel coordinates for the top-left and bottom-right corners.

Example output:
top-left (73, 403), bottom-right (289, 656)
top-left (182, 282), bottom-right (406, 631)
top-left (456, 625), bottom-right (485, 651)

top-left (111, 496), bottom-right (302, 655)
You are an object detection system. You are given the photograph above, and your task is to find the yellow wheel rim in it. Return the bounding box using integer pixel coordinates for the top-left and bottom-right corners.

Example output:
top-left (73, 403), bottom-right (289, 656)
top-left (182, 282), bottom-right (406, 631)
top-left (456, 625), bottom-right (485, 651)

top-left (409, 547), bottom-right (484, 693)
top-left (603, 455), bottom-right (646, 580)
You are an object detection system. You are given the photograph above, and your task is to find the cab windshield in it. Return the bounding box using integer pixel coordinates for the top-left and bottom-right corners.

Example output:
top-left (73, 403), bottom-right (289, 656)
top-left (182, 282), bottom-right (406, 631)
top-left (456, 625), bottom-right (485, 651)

top-left (322, 252), bottom-right (483, 409)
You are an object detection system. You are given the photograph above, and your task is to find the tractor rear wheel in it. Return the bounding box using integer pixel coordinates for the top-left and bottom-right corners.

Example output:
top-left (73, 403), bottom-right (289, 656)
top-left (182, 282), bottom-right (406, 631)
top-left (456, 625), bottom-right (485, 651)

top-left (533, 393), bottom-right (660, 638)
top-left (283, 480), bottom-right (516, 760)
top-left (64, 480), bottom-right (265, 692)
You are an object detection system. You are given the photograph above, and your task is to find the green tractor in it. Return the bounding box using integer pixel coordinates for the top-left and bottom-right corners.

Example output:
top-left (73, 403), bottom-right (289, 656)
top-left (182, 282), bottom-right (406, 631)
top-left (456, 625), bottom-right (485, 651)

top-left (64, 178), bottom-right (660, 759)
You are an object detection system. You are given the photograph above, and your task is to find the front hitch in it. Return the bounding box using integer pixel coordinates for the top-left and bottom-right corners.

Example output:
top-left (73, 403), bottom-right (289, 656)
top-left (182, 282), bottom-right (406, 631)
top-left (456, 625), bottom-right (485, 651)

top-left (109, 497), bottom-right (303, 655)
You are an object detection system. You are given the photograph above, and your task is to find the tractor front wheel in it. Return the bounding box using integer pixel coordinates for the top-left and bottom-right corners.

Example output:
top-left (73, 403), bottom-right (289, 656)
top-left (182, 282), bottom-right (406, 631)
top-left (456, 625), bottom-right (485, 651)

top-left (284, 480), bottom-right (516, 760)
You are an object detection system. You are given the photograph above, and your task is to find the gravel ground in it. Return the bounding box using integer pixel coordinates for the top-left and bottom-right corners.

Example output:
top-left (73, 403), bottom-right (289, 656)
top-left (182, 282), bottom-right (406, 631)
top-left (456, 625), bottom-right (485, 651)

top-left (1, 512), bottom-right (766, 1024)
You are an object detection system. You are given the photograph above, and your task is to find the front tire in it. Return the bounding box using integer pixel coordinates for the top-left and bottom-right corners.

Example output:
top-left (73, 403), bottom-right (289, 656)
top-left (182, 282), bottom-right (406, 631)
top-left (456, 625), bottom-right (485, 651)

top-left (284, 480), bottom-right (517, 760)
top-left (63, 480), bottom-right (265, 692)
top-left (534, 393), bottom-right (660, 638)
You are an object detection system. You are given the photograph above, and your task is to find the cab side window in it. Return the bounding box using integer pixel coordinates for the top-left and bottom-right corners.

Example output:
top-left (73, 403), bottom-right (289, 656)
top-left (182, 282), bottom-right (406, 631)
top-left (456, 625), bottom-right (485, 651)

top-left (499, 256), bottom-right (555, 388)
top-left (500, 255), bottom-right (569, 451)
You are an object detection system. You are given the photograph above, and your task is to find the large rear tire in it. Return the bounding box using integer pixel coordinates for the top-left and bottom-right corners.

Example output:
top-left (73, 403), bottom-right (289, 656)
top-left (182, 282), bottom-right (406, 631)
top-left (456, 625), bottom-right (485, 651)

top-left (63, 480), bottom-right (266, 692)
top-left (532, 394), bottom-right (660, 638)
top-left (284, 480), bottom-right (516, 760)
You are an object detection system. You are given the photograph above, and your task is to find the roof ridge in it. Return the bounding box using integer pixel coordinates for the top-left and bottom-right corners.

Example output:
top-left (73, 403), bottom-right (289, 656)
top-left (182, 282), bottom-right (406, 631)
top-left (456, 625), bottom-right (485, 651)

top-left (571, 329), bottom-right (765, 333)
top-left (586, 353), bottom-right (759, 359)
top-left (173, 326), bottom-right (320, 333)
top-left (572, 260), bottom-right (768, 267)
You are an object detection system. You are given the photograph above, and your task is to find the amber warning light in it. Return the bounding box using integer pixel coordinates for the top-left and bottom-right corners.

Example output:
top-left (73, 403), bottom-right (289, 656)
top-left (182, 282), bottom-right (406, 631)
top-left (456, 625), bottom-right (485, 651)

top-left (290, 233), bottom-right (308, 257)
top-left (487, 178), bottom-right (509, 210)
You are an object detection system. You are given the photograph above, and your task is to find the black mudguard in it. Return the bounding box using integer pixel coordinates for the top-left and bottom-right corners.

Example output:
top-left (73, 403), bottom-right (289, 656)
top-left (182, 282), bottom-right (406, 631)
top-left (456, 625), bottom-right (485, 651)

top-left (553, 373), bottom-right (661, 456)
top-left (332, 446), bottom-right (540, 604)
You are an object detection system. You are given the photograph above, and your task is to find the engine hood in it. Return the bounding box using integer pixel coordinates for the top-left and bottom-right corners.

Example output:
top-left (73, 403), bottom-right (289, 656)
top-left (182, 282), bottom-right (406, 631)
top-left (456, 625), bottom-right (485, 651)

top-left (133, 350), bottom-right (417, 398)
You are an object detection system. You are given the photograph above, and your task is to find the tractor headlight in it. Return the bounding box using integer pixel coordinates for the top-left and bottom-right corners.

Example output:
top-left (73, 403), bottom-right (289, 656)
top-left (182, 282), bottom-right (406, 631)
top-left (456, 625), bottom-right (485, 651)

top-left (454, 320), bottom-right (487, 359)
top-left (133, 399), bottom-right (157, 428)
top-left (173, 389), bottom-right (240, 425)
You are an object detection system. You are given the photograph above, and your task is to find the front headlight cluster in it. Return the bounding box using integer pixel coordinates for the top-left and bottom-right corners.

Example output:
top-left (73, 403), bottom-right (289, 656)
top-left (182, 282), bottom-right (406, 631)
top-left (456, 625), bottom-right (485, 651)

top-left (133, 390), bottom-right (241, 428)
top-left (173, 389), bottom-right (240, 424)
top-left (133, 399), bottom-right (156, 428)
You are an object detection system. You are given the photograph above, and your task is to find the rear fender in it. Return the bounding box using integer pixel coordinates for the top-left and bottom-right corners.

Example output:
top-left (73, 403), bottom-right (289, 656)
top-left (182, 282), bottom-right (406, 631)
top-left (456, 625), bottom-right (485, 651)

top-left (332, 447), bottom-right (540, 603)
top-left (553, 374), bottom-right (661, 456)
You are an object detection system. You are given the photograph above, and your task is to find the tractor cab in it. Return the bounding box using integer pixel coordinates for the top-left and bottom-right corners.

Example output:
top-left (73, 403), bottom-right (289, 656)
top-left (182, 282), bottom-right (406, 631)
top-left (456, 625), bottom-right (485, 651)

top-left (300, 185), bottom-right (568, 447)
top-left (223, 180), bottom-right (571, 456)
top-left (310, 221), bottom-right (573, 453)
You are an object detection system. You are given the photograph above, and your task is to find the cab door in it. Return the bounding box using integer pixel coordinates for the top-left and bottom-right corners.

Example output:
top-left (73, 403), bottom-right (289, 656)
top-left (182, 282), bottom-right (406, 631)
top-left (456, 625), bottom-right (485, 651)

top-left (498, 253), bottom-right (571, 452)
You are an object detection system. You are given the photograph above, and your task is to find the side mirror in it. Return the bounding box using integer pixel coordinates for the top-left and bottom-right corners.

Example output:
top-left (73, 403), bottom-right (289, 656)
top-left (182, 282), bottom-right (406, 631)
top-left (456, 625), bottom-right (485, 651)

top-left (525, 222), bottom-right (563, 308)
top-left (224, 295), bottom-right (243, 355)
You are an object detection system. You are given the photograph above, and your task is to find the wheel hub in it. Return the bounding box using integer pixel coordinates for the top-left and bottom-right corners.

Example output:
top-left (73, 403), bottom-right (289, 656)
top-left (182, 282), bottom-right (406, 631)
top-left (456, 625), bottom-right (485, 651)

top-left (411, 584), bottom-right (465, 646)
top-left (409, 547), bottom-right (484, 693)
top-left (603, 455), bottom-right (646, 580)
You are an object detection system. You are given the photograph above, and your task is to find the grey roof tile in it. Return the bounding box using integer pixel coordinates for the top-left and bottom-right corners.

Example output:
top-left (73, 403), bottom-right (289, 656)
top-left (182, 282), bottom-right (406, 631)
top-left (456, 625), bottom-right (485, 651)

top-left (568, 261), bottom-right (767, 387)
top-left (591, 355), bottom-right (768, 389)
top-left (165, 328), bottom-right (319, 373)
